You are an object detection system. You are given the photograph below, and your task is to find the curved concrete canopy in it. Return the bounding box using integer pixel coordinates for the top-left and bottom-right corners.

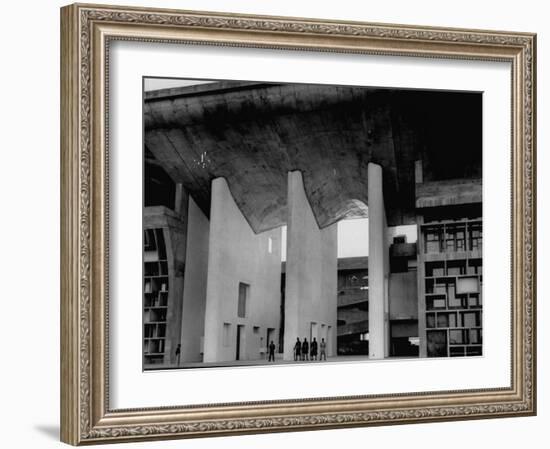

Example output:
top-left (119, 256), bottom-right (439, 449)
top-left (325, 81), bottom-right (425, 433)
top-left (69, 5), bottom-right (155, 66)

top-left (144, 82), bottom-right (481, 233)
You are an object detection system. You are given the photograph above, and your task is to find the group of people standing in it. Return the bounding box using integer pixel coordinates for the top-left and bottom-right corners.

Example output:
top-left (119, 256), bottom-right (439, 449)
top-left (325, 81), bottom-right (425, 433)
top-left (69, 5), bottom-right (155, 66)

top-left (294, 337), bottom-right (327, 361)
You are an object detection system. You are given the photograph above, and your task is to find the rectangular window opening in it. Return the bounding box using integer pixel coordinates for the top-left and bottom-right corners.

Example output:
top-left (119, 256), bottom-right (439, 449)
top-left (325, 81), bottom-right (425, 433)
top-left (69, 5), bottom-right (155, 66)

top-left (223, 323), bottom-right (231, 347)
top-left (238, 282), bottom-right (250, 318)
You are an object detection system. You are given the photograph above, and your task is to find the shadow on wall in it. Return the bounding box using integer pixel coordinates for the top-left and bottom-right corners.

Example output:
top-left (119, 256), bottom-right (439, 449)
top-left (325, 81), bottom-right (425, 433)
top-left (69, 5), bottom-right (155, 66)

top-left (34, 425), bottom-right (59, 441)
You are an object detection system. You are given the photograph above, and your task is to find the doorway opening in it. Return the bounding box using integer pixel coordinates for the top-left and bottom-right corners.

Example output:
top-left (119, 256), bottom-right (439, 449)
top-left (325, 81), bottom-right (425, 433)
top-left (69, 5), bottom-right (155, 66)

top-left (236, 325), bottom-right (245, 360)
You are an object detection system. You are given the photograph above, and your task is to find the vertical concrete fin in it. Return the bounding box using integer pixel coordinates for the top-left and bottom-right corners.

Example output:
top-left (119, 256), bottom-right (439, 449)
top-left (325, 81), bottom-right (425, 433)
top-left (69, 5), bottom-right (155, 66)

top-left (368, 163), bottom-right (390, 359)
top-left (204, 178), bottom-right (282, 363)
top-left (180, 196), bottom-right (209, 363)
top-left (284, 171), bottom-right (338, 360)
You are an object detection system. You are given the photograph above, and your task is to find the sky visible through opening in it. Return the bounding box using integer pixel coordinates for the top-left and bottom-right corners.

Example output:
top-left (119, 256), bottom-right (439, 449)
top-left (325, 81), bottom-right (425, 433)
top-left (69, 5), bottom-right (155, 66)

top-left (280, 218), bottom-right (417, 261)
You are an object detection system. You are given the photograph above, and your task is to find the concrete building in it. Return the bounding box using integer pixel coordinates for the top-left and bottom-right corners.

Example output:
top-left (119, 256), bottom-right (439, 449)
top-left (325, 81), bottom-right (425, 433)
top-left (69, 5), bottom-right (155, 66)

top-left (336, 241), bottom-right (418, 358)
top-left (415, 177), bottom-right (483, 358)
top-left (203, 177), bottom-right (282, 362)
top-left (336, 257), bottom-right (369, 356)
top-left (142, 81), bottom-right (482, 369)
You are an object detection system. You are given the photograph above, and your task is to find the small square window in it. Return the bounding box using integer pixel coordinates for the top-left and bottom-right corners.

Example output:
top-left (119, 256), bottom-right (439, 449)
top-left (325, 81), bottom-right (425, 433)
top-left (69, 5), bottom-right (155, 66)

top-left (449, 329), bottom-right (466, 345)
top-left (457, 277), bottom-right (479, 295)
top-left (223, 323), bottom-right (231, 347)
top-left (461, 311), bottom-right (480, 328)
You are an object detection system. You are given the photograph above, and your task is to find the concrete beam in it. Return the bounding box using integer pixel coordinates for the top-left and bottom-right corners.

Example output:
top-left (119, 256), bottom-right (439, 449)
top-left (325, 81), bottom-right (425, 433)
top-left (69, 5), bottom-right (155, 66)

top-left (415, 178), bottom-right (482, 209)
top-left (145, 83), bottom-right (481, 232)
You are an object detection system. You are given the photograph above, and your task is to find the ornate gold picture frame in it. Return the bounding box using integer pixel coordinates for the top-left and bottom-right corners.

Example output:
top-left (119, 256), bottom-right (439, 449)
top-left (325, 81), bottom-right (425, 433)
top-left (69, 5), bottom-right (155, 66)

top-left (60, 3), bottom-right (536, 445)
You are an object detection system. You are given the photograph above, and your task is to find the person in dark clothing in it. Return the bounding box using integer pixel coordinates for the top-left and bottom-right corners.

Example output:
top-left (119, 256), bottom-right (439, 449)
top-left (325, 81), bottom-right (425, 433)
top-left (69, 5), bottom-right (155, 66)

top-left (310, 338), bottom-right (318, 360)
top-left (294, 338), bottom-right (301, 361)
top-left (268, 340), bottom-right (276, 362)
top-left (319, 338), bottom-right (327, 360)
top-left (302, 338), bottom-right (309, 361)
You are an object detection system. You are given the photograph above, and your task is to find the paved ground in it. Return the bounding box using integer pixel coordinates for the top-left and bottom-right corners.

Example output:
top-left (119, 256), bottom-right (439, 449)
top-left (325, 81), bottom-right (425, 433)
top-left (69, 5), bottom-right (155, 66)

top-left (154, 354), bottom-right (417, 370)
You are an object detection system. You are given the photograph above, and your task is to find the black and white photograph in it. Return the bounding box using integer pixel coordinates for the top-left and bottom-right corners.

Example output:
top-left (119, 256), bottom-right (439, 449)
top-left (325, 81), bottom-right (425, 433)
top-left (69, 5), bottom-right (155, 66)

top-left (142, 78), bottom-right (483, 370)
top-left (1, 0), bottom-right (544, 447)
